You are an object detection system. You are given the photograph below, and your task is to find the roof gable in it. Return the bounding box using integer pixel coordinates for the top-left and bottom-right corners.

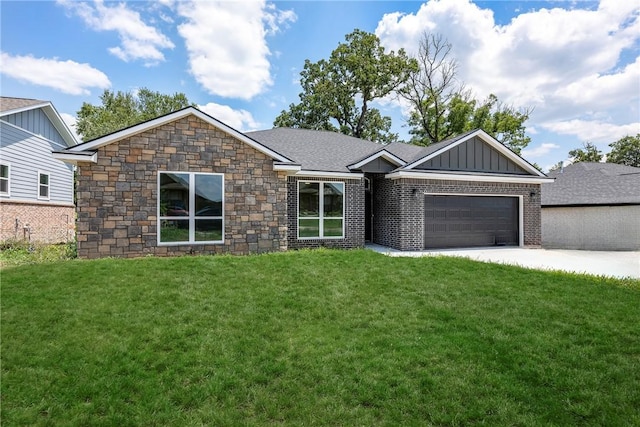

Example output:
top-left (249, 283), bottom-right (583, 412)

top-left (0, 97), bottom-right (77, 147)
top-left (62, 107), bottom-right (292, 164)
top-left (404, 129), bottom-right (543, 177)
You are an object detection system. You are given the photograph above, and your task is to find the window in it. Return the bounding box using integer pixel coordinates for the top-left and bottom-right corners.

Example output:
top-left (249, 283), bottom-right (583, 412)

top-left (0, 164), bottom-right (8, 195)
top-left (158, 172), bottom-right (224, 244)
top-left (38, 172), bottom-right (50, 200)
top-left (298, 181), bottom-right (344, 239)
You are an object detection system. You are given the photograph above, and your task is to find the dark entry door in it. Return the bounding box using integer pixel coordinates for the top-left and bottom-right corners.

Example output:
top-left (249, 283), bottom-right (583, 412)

top-left (424, 195), bottom-right (519, 249)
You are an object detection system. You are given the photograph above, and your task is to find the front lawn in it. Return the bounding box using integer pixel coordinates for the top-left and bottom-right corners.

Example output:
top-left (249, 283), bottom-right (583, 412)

top-left (2, 249), bottom-right (639, 426)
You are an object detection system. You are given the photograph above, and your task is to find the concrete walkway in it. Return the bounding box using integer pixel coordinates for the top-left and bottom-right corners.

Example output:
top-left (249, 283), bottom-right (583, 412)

top-left (366, 244), bottom-right (640, 279)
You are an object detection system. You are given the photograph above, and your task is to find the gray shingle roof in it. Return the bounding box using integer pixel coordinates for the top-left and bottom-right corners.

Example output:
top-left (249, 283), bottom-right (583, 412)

top-left (0, 97), bottom-right (47, 114)
top-left (542, 162), bottom-right (640, 206)
top-left (247, 128), bottom-right (387, 173)
top-left (247, 128), bottom-right (484, 173)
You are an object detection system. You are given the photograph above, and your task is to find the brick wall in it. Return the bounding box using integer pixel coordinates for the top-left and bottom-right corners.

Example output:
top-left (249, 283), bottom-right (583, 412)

top-left (372, 177), bottom-right (542, 251)
top-left (287, 176), bottom-right (365, 250)
top-left (0, 201), bottom-right (75, 243)
top-left (75, 115), bottom-right (288, 259)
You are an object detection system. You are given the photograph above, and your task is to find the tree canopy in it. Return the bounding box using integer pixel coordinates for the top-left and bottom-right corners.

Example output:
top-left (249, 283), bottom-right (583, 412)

top-left (274, 29), bottom-right (417, 144)
top-left (568, 142), bottom-right (603, 163)
top-left (607, 134), bottom-right (640, 167)
top-left (76, 88), bottom-right (194, 141)
top-left (399, 33), bottom-right (532, 153)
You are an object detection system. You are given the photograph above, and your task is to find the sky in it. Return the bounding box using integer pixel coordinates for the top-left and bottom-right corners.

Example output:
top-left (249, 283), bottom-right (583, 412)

top-left (1, 0), bottom-right (638, 171)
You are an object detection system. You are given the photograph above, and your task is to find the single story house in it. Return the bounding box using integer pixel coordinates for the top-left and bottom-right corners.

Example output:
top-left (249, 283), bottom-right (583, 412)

top-left (53, 106), bottom-right (551, 259)
top-left (0, 97), bottom-right (77, 243)
top-left (542, 162), bottom-right (640, 250)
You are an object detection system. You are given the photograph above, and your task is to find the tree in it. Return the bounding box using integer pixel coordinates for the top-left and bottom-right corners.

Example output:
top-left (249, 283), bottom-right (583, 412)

top-left (76, 88), bottom-right (193, 141)
top-left (607, 134), bottom-right (640, 167)
top-left (274, 29), bottom-right (417, 144)
top-left (568, 142), bottom-right (603, 163)
top-left (399, 33), bottom-right (532, 153)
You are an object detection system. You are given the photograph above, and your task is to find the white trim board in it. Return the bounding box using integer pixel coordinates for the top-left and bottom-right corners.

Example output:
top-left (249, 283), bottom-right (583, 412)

top-left (386, 170), bottom-right (553, 184)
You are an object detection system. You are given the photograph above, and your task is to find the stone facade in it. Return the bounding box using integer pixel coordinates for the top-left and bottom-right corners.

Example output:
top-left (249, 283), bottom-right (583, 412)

top-left (372, 176), bottom-right (541, 250)
top-left (0, 200), bottom-right (75, 243)
top-left (75, 116), bottom-right (288, 259)
top-left (287, 176), bottom-right (365, 250)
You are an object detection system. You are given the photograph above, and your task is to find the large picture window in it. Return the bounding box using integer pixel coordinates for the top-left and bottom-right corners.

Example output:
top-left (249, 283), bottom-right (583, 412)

top-left (158, 172), bottom-right (224, 245)
top-left (298, 181), bottom-right (344, 239)
top-left (0, 164), bottom-right (9, 195)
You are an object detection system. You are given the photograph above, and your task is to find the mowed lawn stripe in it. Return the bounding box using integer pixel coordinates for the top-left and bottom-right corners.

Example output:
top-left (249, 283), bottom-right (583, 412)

top-left (2, 249), bottom-right (639, 426)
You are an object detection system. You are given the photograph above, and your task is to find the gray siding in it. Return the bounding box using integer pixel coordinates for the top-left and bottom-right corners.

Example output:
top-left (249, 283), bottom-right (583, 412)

top-left (3, 108), bottom-right (67, 146)
top-left (416, 136), bottom-right (528, 174)
top-left (0, 121), bottom-right (74, 204)
top-left (359, 157), bottom-right (397, 173)
top-left (542, 205), bottom-right (640, 250)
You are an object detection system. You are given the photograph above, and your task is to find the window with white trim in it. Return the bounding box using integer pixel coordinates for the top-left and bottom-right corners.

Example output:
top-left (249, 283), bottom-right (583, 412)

top-left (0, 164), bottom-right (9, 195)
top-left (38, 172), bottom-right (50, 199)
top-left (298, 181), bottom-right (344, 239)
top-left (158, 172), bottom-right (224, 244)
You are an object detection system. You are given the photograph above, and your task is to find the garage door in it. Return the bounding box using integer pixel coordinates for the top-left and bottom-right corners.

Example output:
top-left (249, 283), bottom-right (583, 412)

top-left (424, 195), bottom-right (519, 249)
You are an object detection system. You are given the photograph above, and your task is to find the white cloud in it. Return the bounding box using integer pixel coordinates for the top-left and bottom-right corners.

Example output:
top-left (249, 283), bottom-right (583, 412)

top-left (541, 120), bottom-right (640, 143)
top-left (0, 52), bottom-right (110, 95)
top-left (198, 102), bottom-right (260, 132)
top-left (177, 1), bottom-right (296, 99)
top-left (57, 0), bottom-right (174, 65)
top-left (375, 0), bottom-right (640, 142)
top-left (521, 142), bottom-right (560, 158)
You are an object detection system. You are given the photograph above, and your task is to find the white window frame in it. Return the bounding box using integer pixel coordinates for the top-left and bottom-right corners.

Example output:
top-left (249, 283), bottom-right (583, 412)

top-left (0, 163), bottom-right (9, 196)
top-left (297, 180), bottom-right (345, 240)
top-left (157, 171), bottom-right (225, 246)
top-left (38, 171), bottom-right (50, 200)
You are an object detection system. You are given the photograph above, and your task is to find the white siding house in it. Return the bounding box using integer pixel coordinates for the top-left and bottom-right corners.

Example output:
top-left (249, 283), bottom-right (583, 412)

top-left (0, 97), bottom-right (77, 243)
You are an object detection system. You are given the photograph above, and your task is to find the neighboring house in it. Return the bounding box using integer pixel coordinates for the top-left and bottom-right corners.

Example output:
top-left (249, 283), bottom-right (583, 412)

top-left (52, 106), bottom-right (551, 259)
top-left (541, 162), bottom-right (640, 250)
top-left (0, 97), bottom-right (77, 243)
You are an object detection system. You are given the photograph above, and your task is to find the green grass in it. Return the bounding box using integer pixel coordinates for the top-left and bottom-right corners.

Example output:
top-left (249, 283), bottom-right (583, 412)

top-left (2, 249), bottom-right (639, 426)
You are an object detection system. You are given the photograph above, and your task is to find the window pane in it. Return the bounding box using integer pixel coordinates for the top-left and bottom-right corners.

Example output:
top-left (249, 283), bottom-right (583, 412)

top-left (160, 173), bottom-right (189, 216)
top-left (161, 220), bottom-right (189, 242)
top-left (195, 174), bottom-right (223, 217)
top-left (0, 165), bottom-right (8, 178)
top-left (324, 219), bottom-right (343, 237)
top-left (39, 174), bottom-right (49, 185)
top-left (0, 180), bottom-right (7, 193)
top-left (299, 182), bottom-right (319, 217)
top-left (195, 219), bottom-right (223, 241)
top-left (299, 218), bottom-right (320, 238)
top-left (39, 185), bottom-right (49, 198)
top-left (324, 183), bottom-right (344, 217)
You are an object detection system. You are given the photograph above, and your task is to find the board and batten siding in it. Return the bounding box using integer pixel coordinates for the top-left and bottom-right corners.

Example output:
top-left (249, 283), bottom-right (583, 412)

top-left (416, 136), bottom-right (527, 175)
top-left (0, 121), bottom-right (74, 204)
top-left (2, 108), bottom-right (68, 146)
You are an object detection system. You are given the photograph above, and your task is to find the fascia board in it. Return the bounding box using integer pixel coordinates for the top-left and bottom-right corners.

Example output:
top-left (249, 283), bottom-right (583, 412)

top-left (385, 170), bottom-right (554, 184)
top-left (295, 170), bottom-right (364, 179)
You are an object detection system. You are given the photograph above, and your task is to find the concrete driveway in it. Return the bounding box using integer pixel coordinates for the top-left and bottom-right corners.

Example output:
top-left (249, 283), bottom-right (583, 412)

top-left (366, 244), bottom-right (640, 279)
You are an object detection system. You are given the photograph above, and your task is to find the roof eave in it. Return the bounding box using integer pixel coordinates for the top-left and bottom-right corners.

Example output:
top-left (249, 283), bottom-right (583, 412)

top-left (52, 150), bottom-right (98, 165)
top-left (385, 170), bottom-right (554, 184)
